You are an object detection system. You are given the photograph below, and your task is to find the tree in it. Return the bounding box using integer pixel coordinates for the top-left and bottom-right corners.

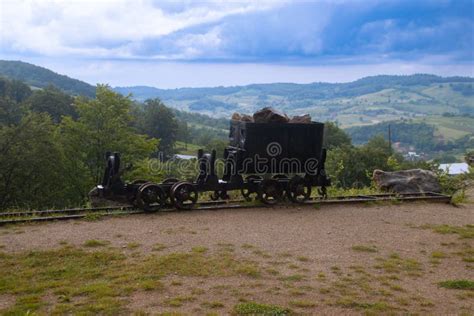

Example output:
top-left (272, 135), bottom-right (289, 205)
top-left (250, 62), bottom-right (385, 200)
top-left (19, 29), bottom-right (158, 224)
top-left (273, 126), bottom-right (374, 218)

top-left (138, 99), bottom-right (179, 158)
top-left (0, 113), bottom-right (73, 209)
top-left (61, 85), bottom-right (157, 197)
top-left (26, 85), bottom-right (76, 122)
top-left (323, 122), bottom-right (352, 149)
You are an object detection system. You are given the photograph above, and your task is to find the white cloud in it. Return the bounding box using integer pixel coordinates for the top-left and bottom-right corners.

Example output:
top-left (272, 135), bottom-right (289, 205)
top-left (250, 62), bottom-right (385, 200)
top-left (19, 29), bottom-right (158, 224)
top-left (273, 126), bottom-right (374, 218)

top-left (0, 0), bottom-right (281, 57)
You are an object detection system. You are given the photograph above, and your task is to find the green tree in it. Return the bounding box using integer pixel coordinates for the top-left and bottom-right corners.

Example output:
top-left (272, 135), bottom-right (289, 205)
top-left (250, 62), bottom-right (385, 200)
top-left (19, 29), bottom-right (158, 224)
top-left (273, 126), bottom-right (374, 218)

top-left (323, 122), bottom-right (352, 149)
top-left (61, 85), bottom-right (157, 197)
top-left (0, 113), bottom-right (74, 209)
top-left (138, 99), bottom-right (179, 158)
top-left (26, 85), bottom-right (76, 122)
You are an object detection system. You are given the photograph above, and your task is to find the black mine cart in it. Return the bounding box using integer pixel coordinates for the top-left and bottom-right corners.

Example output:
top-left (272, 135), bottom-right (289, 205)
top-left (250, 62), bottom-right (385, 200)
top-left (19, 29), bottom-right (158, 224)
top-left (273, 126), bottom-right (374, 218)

top-left (95, 120), bottom-right (330, 210)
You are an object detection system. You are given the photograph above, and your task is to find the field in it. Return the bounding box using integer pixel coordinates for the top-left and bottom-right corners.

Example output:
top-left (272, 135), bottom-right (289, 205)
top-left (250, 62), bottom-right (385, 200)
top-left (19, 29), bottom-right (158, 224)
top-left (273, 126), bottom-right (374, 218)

top-left (1, 199), bottom-right (473, 315)
top-left (416, 116), bottom-right (474, 141)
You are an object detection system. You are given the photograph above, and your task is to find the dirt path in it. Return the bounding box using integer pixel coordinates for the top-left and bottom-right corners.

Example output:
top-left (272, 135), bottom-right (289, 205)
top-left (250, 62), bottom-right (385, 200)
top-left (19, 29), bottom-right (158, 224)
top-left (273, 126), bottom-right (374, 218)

top-left (1, 201), bottom-right (473, 315)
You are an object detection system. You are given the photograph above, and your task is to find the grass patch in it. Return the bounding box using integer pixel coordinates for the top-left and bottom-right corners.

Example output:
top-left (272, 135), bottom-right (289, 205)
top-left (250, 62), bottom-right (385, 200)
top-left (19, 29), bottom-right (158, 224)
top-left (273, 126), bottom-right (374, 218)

top-left (233, 302), bottom-right (291, 315)
top-left (431, 251), bottom-right (447, 259)
top-left (202, 301), bottom-right (225, 309)
top-left (374, 253), bottom-right (422, 276)
top-left (0, 246), bottom-right (266, 314)
top-left (152, 243), bottom-right (167, 251)
top-left (164, 295), bottom-right (196, 307)
top-left (336, 297), bottom-right (391, 311)
top-left (423, 224), bottom-right (474, 239)
top-left (280, 274), bottom-right (305, 282)
top-left (289, 300), bottom-right (315, 308)
top-left (296, 256), bottom-right (310, 262)
top-left (141, 251), bottom-right (260, 278)
top-left (351, 245), bottom-right (378, 253)
top-left (127, 242), bottom-right (140, 249)
top-left (83, 239), bottom-right (109, 247)
top-left (438, 280), bottom-right (474, 290)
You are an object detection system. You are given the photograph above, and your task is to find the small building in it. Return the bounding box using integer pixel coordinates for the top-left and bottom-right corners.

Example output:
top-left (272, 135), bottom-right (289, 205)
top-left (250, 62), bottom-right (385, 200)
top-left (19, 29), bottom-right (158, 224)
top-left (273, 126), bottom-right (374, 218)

top-left (439, 162), bottom-right (470, 175)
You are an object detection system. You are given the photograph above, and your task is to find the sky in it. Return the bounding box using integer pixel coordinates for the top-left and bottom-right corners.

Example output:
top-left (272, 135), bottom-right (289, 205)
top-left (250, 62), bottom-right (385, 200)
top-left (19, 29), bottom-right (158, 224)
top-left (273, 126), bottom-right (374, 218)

top-left (0, 0), bottom-right (473, 88)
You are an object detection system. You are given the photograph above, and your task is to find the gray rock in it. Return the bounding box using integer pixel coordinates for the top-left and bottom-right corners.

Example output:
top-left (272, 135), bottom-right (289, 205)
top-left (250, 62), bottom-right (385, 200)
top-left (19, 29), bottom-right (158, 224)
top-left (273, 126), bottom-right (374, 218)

top-left (373, 169), bottom-right (441, 193)
top-left (253, 107), bottom-right (289, 123)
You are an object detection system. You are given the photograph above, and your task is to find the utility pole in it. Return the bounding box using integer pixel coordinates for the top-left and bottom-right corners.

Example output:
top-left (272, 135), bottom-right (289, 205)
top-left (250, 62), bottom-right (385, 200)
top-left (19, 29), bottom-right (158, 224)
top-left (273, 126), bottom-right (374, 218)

top-left (388, 124), bottom-right (392, 154)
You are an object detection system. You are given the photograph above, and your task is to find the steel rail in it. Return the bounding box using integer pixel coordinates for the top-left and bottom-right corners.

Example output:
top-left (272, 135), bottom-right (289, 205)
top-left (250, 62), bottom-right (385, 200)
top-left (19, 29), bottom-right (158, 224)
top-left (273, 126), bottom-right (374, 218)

top-left (0, 192), bottom-right (451, 226)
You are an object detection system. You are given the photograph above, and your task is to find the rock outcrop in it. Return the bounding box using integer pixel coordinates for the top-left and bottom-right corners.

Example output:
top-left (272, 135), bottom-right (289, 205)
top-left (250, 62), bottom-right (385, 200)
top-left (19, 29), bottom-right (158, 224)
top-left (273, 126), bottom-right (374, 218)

top-left (373, 169), bottom-right (441, 193)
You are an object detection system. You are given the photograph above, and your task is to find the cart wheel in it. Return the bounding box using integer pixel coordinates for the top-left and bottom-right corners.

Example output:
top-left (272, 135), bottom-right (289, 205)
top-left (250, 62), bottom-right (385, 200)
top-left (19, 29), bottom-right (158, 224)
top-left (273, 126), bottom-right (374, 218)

top-left (317, 186), bottom-right (328, 199)
top-left (210, 191), bottom-right (220, 201)
top-left (136, 183), bottom-right (165, 212)
top-left (170, 182), bottom-right (198, 210)
top-left (131, 179), bottom-right (148, 185)
top-left (163, 178), bottom-right (180, 184)
top-left (241, 175), bottom-right (262, 201)
top-left (258, 179), bottom-right (283, 205)
top-left (287, 176), bottom-right (311, 203)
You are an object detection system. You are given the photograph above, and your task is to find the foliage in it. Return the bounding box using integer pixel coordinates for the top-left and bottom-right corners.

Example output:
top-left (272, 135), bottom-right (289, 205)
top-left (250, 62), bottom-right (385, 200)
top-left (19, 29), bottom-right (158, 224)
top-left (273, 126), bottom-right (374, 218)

top-left (323, 122), bottom-right (351, 149)
top-left (136, 98), bottom-right (179, 158)
top-left (0, 113), bottom-right (75, 208)
top-left (60, 86), bottom-right (157, 195)
top-left (25, 85), bottom-right (76, 122)
top-left (326, 136), bottom-right (393, 188)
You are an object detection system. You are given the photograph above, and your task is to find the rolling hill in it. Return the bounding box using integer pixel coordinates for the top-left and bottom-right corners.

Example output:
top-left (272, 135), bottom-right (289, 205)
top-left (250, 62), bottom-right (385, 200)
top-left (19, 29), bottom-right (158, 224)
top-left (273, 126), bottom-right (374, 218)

top-left (115, 75), bottom-right (474, 127)
top-left (0, 60), bottom-right (95, 97)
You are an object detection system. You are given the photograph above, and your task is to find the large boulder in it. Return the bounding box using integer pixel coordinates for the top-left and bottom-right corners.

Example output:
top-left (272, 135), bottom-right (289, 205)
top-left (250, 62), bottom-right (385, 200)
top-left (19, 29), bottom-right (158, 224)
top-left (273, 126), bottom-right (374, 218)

top-left (373, 169), bottom-right (441, 194)
top-left (253, 107), bottom-right (289, 123)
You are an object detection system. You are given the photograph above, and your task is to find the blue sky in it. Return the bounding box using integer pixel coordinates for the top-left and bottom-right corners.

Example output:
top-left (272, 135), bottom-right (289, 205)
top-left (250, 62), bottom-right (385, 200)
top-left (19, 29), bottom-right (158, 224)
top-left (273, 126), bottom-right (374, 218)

top-left (1, 0), bottom-right (473, 88)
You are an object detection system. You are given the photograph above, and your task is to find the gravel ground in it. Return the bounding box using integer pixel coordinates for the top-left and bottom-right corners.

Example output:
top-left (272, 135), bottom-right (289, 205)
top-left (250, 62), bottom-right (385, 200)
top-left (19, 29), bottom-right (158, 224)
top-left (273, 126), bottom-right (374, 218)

top-left (1, 200), bottom-right (473, 315)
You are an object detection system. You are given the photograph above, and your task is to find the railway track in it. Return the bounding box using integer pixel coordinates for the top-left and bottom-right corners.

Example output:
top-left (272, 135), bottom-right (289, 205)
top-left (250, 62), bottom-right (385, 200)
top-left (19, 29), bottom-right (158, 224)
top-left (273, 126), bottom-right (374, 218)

top-left (0, 192), bottom-right (451, 226)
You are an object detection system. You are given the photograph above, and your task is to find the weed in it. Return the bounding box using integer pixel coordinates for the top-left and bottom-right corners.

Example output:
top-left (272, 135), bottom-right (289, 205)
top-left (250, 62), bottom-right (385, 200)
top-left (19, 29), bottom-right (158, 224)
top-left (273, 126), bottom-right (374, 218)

top-left (289, 300), bottom-right (315, 308)
top-left (431, 251), bottom-right (447, 259)
top-left (192, 246), bottom-right (208, 253)
top-left (351, 245), bottom-right (378, 253)
top-left (422, 224), bottom-right (474, 239)
top-left (233, 302), bottom-right (290, 315)
top-left (83, 239), bottom-right (109, 247)
top-left (127, 242), bottom-right (141, 249)
top-left (297, 256), bottom-right (310, 262)
top-left (152, 243), bottom-right (167, 251)
top-left (164, 296), bottom-right (196, 307)
top-left (83, 213), bottom-right (102, 221)
top-left (280, 274), bottom-right (305, 282)
top-left (202, 301), bottom-right (225, 309)
top-left (438, 280), bottom-right (474, 290)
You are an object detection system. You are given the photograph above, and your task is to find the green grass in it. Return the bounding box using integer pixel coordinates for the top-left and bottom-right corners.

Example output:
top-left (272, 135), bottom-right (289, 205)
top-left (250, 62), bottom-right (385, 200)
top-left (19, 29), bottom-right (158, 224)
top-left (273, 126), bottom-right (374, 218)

top-left (83, 239), bottom-right (109, 247)
top-left (429, 224), bottom-right (474, 239)
top-left (0, 246), bottom-right (263, 314)
top-left (280, 274), bottom-right (305, 282)
top-left (351, 245), bottom-right (378, 253)
top-left (438, 280), bottom-right (474, 290)
top-left (335, 297), bottom-right (391, 311)
top-left (174, 141), bottom-right (201, 156)
top-left (233, 302), bottom-right (291, 315)
top-left (374, 253), bottom-right (422, 276)
top-left (289, 300), bottom-right (316, 308)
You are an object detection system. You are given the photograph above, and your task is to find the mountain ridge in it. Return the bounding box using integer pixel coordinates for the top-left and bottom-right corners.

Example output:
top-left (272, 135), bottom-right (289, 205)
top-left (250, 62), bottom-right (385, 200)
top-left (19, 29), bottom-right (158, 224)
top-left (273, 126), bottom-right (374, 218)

top-left (1, 60), bottom-right (472, 126)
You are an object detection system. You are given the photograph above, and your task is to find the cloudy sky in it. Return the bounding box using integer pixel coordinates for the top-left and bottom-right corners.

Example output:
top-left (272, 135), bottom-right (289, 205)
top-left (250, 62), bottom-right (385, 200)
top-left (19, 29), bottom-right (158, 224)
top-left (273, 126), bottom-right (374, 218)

top-left (1, 0), bottom-right (473, 88)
